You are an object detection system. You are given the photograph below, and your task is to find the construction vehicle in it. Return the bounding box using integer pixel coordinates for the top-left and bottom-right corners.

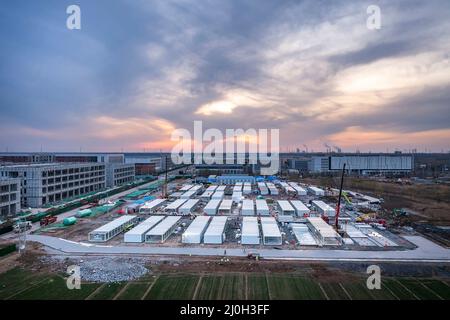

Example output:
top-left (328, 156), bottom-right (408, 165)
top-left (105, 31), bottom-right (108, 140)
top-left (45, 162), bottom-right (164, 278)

top-left (247, 253), bottom-right (261, 260)
top-left (40, 215), bottom-right (57, 226)
top-left (14, 221), bottom-right (32, 233)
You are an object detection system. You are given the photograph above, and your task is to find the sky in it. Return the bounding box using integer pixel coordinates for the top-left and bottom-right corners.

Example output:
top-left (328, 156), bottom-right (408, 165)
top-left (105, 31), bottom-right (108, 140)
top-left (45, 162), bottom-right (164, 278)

top-left (0, 0), bottom-right (449, 153)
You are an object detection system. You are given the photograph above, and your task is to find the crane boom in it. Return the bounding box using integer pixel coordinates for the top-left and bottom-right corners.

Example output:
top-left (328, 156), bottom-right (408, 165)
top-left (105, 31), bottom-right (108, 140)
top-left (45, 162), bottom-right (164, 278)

top-left (335, 163), bottom-right (346, 230)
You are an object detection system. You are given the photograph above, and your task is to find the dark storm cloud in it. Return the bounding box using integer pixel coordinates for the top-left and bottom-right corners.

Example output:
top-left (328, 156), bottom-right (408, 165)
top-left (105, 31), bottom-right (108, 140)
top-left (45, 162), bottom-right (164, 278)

top-left (0, 0), bottom-right (449, 151)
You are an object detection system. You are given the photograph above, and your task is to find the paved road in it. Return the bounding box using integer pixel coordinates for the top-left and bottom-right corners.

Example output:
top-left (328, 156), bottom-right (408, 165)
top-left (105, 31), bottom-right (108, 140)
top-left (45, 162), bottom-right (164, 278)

top-left (27, 234), bottom-right (450, 262)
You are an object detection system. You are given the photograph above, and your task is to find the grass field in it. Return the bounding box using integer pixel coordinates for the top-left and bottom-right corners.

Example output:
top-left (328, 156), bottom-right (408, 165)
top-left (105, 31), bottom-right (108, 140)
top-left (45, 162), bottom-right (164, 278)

top-left (1, 268), bottom-right (449, 300)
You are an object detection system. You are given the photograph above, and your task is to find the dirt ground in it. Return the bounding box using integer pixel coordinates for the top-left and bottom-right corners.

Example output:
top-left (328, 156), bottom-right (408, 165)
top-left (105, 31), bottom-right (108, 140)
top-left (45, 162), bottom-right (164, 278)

top-left (300, 176), bottom-right (450, 225)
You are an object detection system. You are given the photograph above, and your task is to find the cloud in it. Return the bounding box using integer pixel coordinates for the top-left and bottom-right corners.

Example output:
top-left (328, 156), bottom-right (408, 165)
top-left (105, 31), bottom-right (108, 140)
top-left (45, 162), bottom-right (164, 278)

top-left (0, 0), bottom-right (449, 152)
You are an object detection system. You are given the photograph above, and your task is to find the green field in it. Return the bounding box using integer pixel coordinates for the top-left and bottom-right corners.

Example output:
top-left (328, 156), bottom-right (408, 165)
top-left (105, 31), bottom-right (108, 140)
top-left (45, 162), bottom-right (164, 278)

top-left (1, 268), bottom-right (449, 300)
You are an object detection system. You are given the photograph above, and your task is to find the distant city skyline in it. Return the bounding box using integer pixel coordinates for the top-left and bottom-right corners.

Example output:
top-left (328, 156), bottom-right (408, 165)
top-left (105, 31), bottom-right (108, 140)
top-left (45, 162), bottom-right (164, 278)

top-left (1, 0), bottom-right (449, 153)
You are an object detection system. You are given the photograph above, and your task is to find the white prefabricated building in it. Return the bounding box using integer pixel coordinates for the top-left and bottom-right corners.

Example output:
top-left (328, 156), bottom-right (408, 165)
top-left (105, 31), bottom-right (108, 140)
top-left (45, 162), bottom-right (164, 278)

top-left (180, 190), bottom-right (197, 199)
top-left (289, 200), bottom-right (310, 216)
top-left (255, 199), bottom-right (270, 215)
top-left (288, 182), bottom-right (307, 195)
top-left (178, 199), bottom-right (200, 215)
top-left (232, 191), bottom-right (243, 203)
top-left (165, 198), bottom-right (188, 213)
top-left (312, 200), bottom-right (335, 216)
top-left (182, 216), bottom-right (211, 244)
top-left (144, 216), bottom-right (181, 243)
top-left (260, 217), bottom-right (282, 245)
top-left (241, 199), bottom-right (255, 216)
top-left (124, 216), bottom-right (164, 243)
top-left (241, 217), bottom-right (260, 245)
top-left (203, 216), bottom-right (228, 244)
top-left (139, 199), bottom-right (166, 213)
top-left (89, 215), bottom-right (139, 242)
top-left (204, 199), bottom-right (222, 215)
top-left (218, 199), bottom-right (233, 215)
top-left (308, 186), bottom-right (325, 196)
top-left (211, 190), bottom-right (224, 200)
top-left (277, 200), bottom-right (295, 216)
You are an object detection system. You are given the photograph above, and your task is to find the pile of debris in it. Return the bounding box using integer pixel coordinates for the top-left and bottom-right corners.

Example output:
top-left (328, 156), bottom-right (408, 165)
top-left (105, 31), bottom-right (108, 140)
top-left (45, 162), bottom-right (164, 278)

top-left (78, 257), bottom-right (149, 283)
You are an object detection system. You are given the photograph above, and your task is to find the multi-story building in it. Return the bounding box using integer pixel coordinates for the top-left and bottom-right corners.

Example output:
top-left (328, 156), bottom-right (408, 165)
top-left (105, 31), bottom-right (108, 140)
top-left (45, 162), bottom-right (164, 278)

top-left (105, 163), bottom-right (135, 187)
top-left (0, 178), bottom-right (21, 218)
top-left (0, 163), bottom-right (106, 208)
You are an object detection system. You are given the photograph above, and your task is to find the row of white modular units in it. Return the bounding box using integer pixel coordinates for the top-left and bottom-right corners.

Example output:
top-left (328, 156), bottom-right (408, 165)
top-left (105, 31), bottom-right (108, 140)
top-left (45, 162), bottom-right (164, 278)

top-left (124, 216), bottom-right (164, 242)
top-left (311, 200), bottom-right (335, 216)
top-left (279, 182), bottom-right (296, 193)
top-left (204, 216), bottom-right (228, 244)
top-left (139, 199), bottom-right (166, 213)
top-left (178, 199), bottom-right (200, 215)
top-left (182, 216), bottom-right (211, 244)
top-left (236, 199), bottom-right (271, 216)
top-left (145, 216), bottom-right (182, 243)
top-left (165, 198), bottom-right (188, 213)
top-left (277, 200), bottom-right (311, 217)
top-left (288, 182), bottom-right (307, 195)
top-left (218, 199), bottom-right (233, 215)
top-left (266, 183), bottom-right (278, 195)
top-left (308, 186), bottom-right (325, 196)
top-left (258, 182), bottom-right (269, 195)
top-left (204, 199), bottom-right (222, 215)
top-left (241, 217), bottom-right (282, 245)
top-left (242, 182), bottom-right (252, 195)
top-left (89, 215), bottom-right (139, 242)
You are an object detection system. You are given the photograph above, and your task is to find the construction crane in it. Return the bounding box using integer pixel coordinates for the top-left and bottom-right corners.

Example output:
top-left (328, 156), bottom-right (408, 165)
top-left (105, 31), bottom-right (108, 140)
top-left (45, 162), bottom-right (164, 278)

top-left (335, 163), bottom-right (346, 230)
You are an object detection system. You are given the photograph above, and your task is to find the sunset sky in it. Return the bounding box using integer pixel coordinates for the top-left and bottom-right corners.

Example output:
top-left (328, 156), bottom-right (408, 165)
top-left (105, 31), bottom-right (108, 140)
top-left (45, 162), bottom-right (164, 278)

top-left (1, 0), bottom-right (449, 153)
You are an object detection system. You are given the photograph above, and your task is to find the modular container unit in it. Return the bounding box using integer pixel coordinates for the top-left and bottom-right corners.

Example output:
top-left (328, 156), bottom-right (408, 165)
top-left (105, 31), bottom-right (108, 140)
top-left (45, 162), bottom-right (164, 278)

top-left (242, 182), bottom-right (252, 195)
top-left (203, 216), bottom-right (228, 244)
top-left (232, 191), bottom-right (243, 203)
top-left (255, 199), bottom-right (270, 215)
top-left (307, 217), bottom-right (342, 246)
top-left (241, 217), bottom-right (260, 244)
top-left (182, 216), bottom-right (211, 244)
top-left (124, 216), bottom-right (164, 243)
top-left (280, 182), bottom-right (296, 194)
top-left (266, 183), bottom-right (278, 195)
top-left (180, 190), bottom-right (197, 199)
top-left (89, 215), bottom-right (139, 242)
top-left (165, 199), bottom-right (188, 213)
top-left (289, 200), bottom-right (310, 217)
top-left (277, 200), bottom-right (295, 216)
top-left (233, 185), bottom-right (242, 192)
top-left (179, 184), bottom-right (193, 191)
top-left (204, 199), bottom-right (222, 215)
top-left (139, 199), bottom-right (166, 213)
top-left (216, 185), bottom-right (226, 191)
top-left (190, 185), bottom-right (202, 193)
top-left (260, 217), bottom-right (282, 245)
top-left (178, 199), bottom-right (200, 215)
top-left (291, 223), bottom-right (317, 246)
top-left (257, 182), bottom-right (269, 195)
top-left (144, 216), bottom-right (181, 243)
top-left (241, 199), bottom-right (255, 216)
top-left (308, 186), bottom-right (325, 196)
top-left (211, 191), bottom-right (225, 200)
top-left (199, 190), bottom-right (214, 200)
top-left (312, 200), bottom-right (335, 216)
top-left (288, 182), bottom-right (307, 195)
top-left (218, 199), bottom-right (233, 215)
